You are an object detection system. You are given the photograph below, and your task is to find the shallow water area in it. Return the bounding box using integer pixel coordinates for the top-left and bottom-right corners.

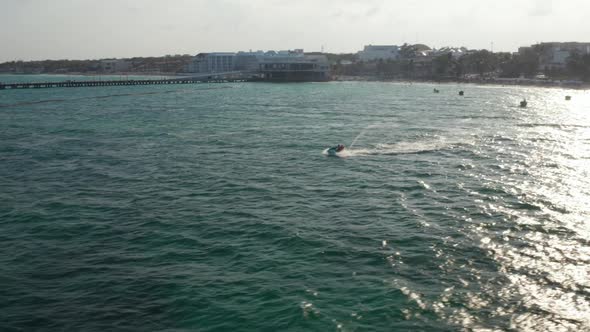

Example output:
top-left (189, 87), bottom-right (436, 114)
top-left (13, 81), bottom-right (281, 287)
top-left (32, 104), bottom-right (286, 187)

top-left (1, 76), bottom-right (589, 331)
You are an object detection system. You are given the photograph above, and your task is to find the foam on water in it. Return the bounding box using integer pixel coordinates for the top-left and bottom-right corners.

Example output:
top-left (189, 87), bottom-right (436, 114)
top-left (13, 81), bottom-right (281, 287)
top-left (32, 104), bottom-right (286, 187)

top-left (331, 137), bottom-right (470, 157)
top-left (322, 148), bottom-right (352, 158)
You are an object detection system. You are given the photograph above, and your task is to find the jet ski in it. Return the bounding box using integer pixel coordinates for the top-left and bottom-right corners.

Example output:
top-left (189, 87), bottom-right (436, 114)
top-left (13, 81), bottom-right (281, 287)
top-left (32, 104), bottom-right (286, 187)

top-left (327, 144), bottom-right (345, 156)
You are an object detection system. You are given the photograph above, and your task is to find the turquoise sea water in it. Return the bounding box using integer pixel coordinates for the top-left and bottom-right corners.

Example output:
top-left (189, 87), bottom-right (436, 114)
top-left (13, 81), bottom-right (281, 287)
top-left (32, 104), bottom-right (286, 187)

top-left (1, 75), bottom-right (589, 331)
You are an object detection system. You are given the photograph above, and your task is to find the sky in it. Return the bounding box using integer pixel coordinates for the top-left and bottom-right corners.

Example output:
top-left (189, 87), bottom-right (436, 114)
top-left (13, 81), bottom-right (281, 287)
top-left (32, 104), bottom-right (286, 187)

top-left (1, 0), bottom-right (589, 62)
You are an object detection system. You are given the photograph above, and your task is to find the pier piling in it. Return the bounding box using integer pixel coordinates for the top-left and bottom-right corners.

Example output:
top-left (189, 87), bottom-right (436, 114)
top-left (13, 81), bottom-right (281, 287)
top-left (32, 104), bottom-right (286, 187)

top-left (0, 78), bottom-right (250, 90)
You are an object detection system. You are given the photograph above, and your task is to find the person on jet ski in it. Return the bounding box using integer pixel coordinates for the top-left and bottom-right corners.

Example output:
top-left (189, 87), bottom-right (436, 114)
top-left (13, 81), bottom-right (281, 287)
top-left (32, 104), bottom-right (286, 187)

top-left (336, 144), bottom-right (345, 152)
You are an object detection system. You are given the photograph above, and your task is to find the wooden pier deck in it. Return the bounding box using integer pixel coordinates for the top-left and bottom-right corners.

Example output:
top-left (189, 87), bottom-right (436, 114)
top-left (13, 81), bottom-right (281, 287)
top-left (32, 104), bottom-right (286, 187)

top-left (0, 78), bottom-right (251, 90)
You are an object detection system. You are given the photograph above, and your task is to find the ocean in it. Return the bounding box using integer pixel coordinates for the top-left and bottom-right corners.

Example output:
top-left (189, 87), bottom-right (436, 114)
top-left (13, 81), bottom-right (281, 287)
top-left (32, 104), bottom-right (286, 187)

top-left (1, 75), bottom-right (589, 331)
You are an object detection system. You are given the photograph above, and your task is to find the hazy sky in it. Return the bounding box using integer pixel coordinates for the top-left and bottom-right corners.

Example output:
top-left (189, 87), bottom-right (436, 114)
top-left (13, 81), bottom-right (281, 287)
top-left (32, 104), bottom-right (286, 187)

top-left (1, 0), bottom-right (589, 62)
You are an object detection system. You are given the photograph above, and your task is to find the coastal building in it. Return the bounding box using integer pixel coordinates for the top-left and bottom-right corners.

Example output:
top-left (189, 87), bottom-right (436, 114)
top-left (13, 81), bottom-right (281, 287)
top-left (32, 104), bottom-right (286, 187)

top-left (539, 42), bottom-right (590, 54)
top-left (184, 49), bottom-right (330, 81)
top-left (546, 49), bottom-right (571, 69)
top-left (234, 51), bottom-right (266, 71)
top-left (358, 45), bottom-right (400, 61)
top-left (258, 53), bottom-right (330, 82)
top-left (521, 42), bottom-right (590, 70)
top-left (187, 52), bottom-right (236, 73)
top-left (100, 59), bottom-right (130, 73)
top-left (518, 46), bottom-right (533, 54)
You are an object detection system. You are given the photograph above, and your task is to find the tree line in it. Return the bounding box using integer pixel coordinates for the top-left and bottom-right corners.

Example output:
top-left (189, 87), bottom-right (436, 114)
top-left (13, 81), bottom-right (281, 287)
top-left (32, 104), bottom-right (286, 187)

top-left (0, 55), bottom-right (193, 74)
top-left (331, 45), bottom-right (590, 82)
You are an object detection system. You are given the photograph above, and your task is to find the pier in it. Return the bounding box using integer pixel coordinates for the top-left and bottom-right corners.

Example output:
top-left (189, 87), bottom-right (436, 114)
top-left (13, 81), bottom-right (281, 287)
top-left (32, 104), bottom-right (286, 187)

top-left (0, 77), bottom-right (252, 90)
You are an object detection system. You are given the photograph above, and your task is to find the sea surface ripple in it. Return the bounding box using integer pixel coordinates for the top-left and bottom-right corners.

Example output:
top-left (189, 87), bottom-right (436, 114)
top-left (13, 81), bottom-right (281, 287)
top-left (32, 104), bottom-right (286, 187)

top-left (1, 75), bottom-right (589, 331)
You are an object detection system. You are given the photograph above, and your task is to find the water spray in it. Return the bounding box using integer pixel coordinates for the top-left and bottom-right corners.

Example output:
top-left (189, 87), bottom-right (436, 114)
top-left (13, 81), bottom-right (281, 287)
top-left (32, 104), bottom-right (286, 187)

top-left (350, 124), bottom-right (381, 148)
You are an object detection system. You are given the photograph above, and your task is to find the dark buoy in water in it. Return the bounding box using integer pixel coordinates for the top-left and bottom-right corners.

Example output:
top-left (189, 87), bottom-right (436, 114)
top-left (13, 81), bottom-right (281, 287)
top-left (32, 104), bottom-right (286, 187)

top-left (459, 90), bottom-right (464, 96)
top-left (565, 95), bottom-right (572, 101)
top-left (520, 99), bottom-right (528, 108)
top-left (433, 88), bottom-right (440, 93)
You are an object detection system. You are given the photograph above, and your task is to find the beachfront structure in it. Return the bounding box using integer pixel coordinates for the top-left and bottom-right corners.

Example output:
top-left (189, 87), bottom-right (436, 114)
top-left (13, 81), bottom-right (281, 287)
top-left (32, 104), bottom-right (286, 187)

top-left (234, 51), bottom-right (267, 71)
top-left (258, 53), bottom-right (330, 82)
top-left (358, 45), bottom-right (400, 61)
top-left (185, 50), bottom-right (307, 74)
top-left (538, 42), bottom-right (590, 55)
top-left (187, 53), bottom-right (236, 73)
top-left (522, 42), bottom-right (590, 70)
top-left (184, 49), bottom-right (330, 81)
top-left (545, 49), bottom-right (571, 69)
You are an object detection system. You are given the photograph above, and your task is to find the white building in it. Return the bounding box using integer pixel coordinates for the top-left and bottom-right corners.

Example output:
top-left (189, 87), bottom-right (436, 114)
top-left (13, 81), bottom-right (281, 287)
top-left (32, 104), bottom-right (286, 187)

top-left (539, 48), bottom-right (574, 70)
top-left (432, 47), bottom-right (469, 59)
top-left (522, 42), bottom-right (590, 70)
top-left (551, 50), bottom-right (571, 67)
top-left (184, 49), bottom-right (324, 79)
top-left (233, 50), bottom-right (306, 71)
top-left (358, 45), bottom-right (400, 61)
top-left (187, 52), bottom-right (236, 73)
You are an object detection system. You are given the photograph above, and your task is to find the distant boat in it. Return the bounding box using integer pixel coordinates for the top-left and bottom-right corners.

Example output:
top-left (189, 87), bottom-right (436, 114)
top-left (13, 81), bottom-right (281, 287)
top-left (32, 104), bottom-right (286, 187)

top-left (565, 95), bottom-right (572, 101)
top-left (433, 88), bottom-right (440, 93)
top-left (459, 91), bottom-right (464, 96)
top-left (520, 99), bottom-right (527, 108)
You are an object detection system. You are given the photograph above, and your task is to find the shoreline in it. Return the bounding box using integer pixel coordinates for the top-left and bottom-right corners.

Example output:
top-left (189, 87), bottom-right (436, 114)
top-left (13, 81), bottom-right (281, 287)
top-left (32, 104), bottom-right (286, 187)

top-left (332, 75), bottom-right (590, 90)
top-left (2, 72), bottom-right (589, 90)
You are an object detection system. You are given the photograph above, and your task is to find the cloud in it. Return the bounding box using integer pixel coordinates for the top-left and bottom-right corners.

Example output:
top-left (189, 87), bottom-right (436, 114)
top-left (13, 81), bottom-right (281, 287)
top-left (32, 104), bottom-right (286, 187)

top-left (530, 0), bottom-right (552, 16)
top-left (2, 0), bottom-right (590, 61)
top-left (365, 6), bottom-right (380, 17)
